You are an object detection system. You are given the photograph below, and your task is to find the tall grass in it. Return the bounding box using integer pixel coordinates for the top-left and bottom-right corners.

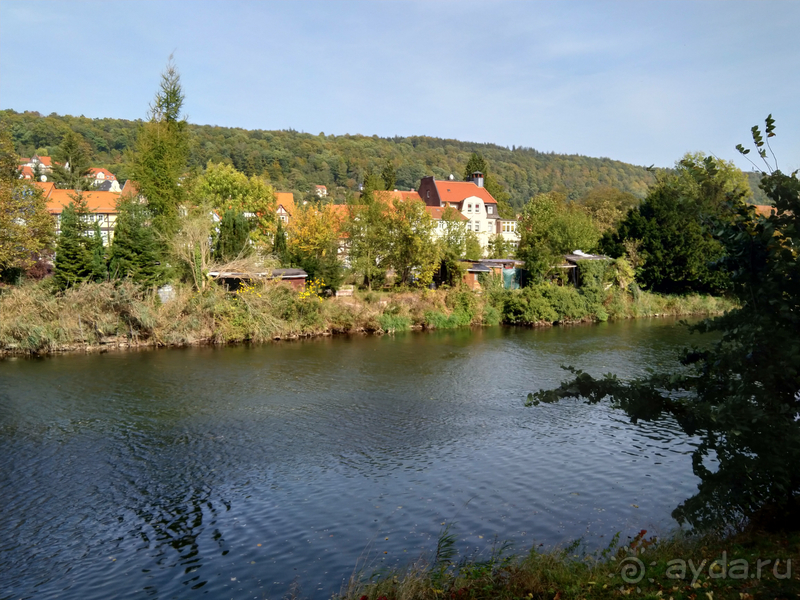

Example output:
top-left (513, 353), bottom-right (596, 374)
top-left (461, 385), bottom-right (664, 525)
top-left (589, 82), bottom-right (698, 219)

top-left (0, 280), bottom-right (737, 355)
top-left (340, 527), bottom-right (799, 600)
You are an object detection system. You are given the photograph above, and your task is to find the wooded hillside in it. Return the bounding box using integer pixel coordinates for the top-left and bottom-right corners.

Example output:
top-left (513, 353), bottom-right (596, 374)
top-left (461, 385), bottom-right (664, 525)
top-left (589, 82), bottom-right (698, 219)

top-left (2, 109), bottom-right (666, 210)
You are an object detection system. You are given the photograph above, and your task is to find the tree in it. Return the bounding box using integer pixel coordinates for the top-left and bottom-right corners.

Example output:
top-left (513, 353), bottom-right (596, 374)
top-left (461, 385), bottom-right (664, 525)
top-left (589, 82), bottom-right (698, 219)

top-left (287, 203), bottom-right (343, 288)
top-left (215, 210), bottom-right (251, 262)
top-left (517, 192), bottom-right (600, 280)
top-left (50, 130), bottom-right (92, 190)
top-left (132, 57), bottom-right (189, 240)
top-left (53, 196), bottom-right (98, 289)
top-left (346, 194), bottom-right (389, 289)
top-left (273, 218), bottom-right (289, 266)
top-left (194, 162), bottom-right (276, 249)
top-left (487, 233), bottom-right (514, 259)
top-left (601, 155), bottom-right (748, 294)
top-left (0, 128), bottom-right (54, 279)
top-left (108, 196), bottom-right (163, 286)
top-left (384, 198), bottom-right (439, 286)
top-left (530, 119), bottom-right (800, 530)
top-left (580, 186), bottom-right (640, 233)
top-left (380, 160), bottom-right (396, 191)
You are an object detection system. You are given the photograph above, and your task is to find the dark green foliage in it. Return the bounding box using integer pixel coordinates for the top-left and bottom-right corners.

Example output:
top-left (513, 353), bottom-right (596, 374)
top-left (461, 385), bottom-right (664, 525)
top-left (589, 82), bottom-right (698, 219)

top-left (108, 198), bottom-right (163, 286)
top-left (131, 59), bottom-right (189, 240)
top-left (531, 120), bottom-right (800, 530)
top-left (380, 160), bottom-right (396, 191)
top-left (2, 109), bottom-right (662, 211)
top-left (214, 210), bottom-right (251, 262)
top-left (273, 218), bottom-right (288, 266)
top-left (602, 178), bottom-right (730, 294)
top-left (89, 222), bottom-right (107, 281)
top-left (50, 130), bottom-right (93, 190)
top-left (53, 198), bottom-right (99, 289)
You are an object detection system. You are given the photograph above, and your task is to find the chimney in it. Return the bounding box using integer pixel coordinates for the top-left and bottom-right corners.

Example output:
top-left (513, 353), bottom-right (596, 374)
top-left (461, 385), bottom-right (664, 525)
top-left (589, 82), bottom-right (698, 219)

top-left (470, 171), bottom-right (484, 188)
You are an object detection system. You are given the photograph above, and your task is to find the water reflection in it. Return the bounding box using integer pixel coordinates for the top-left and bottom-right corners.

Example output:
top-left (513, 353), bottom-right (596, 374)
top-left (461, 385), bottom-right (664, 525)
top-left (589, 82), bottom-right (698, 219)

top-left (0, 319), bottom-right (704, 600)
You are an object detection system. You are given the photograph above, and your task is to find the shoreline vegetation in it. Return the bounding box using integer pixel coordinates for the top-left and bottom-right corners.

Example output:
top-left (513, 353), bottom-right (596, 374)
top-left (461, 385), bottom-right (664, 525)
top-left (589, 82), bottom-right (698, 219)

top-left (0, 278), bottom-right (735, 356)
top-left (339, 527), bottom-right (800, 600)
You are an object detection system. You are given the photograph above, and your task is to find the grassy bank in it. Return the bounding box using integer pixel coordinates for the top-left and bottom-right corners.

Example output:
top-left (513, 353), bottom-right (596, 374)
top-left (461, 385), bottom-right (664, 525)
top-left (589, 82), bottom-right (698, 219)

top-left (340, 528), bottom-right (799, 600)
top-left (0, 279), bottom-right (737, 355)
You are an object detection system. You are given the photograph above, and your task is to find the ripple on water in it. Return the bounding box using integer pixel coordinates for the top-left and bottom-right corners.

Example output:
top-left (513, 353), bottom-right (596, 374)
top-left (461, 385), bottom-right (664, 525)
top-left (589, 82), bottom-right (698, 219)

top-left (0, 320), bottom-right (704, 600)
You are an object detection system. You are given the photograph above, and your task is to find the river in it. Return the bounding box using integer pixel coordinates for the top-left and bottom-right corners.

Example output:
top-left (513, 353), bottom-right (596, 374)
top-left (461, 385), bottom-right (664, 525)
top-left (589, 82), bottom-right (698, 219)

top-left (0, 318), bottom-right (705, 599)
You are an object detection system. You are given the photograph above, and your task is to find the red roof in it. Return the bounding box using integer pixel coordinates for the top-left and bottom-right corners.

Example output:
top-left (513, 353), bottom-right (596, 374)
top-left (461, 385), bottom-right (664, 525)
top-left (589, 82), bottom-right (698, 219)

top-left (89, 167), bottom-right (116, 181)
top-left (19, 165), bottom-right (33, 179)
top-left (46, 189), bottom-right (120, 215)
top-left (34, 181), bottom-right (56, 198)
top-left (37, 156), bottom-right (53, 167)
top-left (433, 180), bottom-right (497, 205)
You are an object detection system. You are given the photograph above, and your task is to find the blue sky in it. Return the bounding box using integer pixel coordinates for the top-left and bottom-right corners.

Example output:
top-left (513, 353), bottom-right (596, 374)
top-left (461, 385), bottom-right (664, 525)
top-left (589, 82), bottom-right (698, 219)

top-left (1, 0), bottom-right (798, 171)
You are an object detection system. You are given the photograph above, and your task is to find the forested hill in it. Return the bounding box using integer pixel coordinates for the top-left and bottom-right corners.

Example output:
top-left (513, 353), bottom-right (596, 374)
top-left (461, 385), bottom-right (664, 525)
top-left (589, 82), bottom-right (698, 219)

top-left (4, 108), bottom-right (661, 210)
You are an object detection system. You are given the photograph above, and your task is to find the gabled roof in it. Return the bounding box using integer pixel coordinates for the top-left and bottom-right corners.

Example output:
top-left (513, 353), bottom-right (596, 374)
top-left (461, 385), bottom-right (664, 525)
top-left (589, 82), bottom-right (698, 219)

top-left (37, 156), bottom-right (53, 167)
top-left (433, 180), bottom-right (497, 205)
top-left (34, 181), bottom-right (56, 198)
top-left (315, 185), bottom-right (327, 190)
top-left (89, 167), bottom-right (116, 180)
top-left (121, 180), bottom-right (139, 197)
top-left (46, 189), bottom-right (120, 215)
top-left (275, 192), bottom-right (295, 215)
top-left (19, 165), bottom-right (33, 178)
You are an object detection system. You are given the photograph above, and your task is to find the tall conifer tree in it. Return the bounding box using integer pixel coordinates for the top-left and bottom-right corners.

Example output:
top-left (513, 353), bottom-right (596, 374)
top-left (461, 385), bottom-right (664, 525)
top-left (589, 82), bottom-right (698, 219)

top-left (132, 56), bottom-right (189, 241)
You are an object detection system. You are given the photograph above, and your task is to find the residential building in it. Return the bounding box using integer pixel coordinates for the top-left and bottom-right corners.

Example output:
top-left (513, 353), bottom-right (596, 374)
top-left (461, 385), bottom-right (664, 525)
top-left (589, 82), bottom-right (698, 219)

top-left (417, 172), bottom-right (519, 248)
top-left (37, 182), bottom-right (120, 245)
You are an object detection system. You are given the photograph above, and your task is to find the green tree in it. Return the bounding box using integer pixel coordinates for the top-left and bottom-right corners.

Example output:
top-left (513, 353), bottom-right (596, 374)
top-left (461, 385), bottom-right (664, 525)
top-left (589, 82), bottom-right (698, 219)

top-left (50, 130), bottom-right (93, 190)
top-left (380, 160), bottom-right (396, 191)
top-left (601, 155), bottom-right (747, 294)
top-left (517, 192), bottom-right (600, 280)
top-left (108, 196), bottom-right (163, 286)
top-left (384, 198), bottom-right (439, 286)
top-left (346, 195), bottom-right (389, 289)
top-left (132, 57), bottom-right (189, 240)
top-left (273, 217), bottom-right (289, 266)
top-left (53, 196), bottom-right (97, 289)
top-left (215, 210), bottom-right (251, 262)
top-left (580, 186), bottom-right (640, 233)
top-left (487, 233), bottom-right (514, 259)
top-left (530, 119), bottom-right (800, 529)
top-left (194, 162), bottom-right (276, 248)
top-left (0, 128), bottom-right (54, 279)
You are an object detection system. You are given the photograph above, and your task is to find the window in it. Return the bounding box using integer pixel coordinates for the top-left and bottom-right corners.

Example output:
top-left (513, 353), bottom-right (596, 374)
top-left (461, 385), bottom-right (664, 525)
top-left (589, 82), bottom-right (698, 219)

top-left (426, 190), bottom-right (430, 199)
top-left (467, 203), bottom-right (472, 213)
top-left (475, 221), bottom-right (480, 232)
top-left (487, 206), bottom-right (493, 214)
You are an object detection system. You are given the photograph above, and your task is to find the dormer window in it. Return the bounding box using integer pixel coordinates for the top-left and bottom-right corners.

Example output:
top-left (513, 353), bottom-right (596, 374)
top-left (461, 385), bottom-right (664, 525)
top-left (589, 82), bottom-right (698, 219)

top-left (487, 206), bottom-right (493, 214)
top-left (426, 190), bottom-right (430, 199)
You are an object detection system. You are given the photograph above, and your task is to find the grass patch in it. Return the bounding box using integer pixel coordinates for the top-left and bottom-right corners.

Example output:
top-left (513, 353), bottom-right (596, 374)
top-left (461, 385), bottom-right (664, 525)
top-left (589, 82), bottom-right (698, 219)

top-left (340, 527), bottom-right (800, 600)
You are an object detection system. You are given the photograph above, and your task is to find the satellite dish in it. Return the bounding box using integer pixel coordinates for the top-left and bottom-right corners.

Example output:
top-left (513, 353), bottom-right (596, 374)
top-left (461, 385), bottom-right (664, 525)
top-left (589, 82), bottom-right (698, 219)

top-left (449, 174), bottom-right (454, 180)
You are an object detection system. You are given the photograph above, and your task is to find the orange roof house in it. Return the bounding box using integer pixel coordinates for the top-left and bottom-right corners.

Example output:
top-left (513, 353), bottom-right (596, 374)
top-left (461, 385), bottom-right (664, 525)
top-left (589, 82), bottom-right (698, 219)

top-left (19, 165), bottom-right (34, 179)
top-left (45, 188), bottom-right (121, 244)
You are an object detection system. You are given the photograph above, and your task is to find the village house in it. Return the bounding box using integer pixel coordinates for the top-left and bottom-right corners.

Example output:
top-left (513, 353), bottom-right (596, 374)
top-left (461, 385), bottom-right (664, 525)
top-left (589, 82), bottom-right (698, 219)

top-left (88, 168), bottom-right (121, 192)
top-left (418, 172), bottom-right (519, 248)
top-left (37, 181), bottom-right (122, 245)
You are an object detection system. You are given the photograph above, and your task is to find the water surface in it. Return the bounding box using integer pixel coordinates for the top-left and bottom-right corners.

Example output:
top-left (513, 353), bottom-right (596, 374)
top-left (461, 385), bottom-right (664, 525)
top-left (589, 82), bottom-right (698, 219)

top-left (0, 319), bottom-right (704, 599)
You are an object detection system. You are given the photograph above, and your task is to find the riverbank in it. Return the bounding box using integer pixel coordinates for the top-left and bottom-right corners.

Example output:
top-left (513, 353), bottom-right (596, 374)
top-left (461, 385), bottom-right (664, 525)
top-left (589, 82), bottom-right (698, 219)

top-left (340, 528), bottom-right (799, 600)
top-left (0, 279), bottom-right (736, 356)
